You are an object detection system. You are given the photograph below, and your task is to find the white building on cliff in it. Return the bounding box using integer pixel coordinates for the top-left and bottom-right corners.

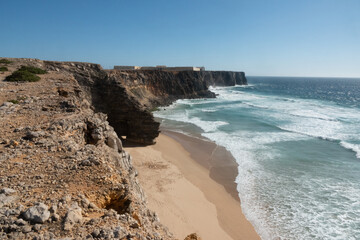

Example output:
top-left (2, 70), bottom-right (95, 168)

top-left (114, 65), bottom-right (205, 71)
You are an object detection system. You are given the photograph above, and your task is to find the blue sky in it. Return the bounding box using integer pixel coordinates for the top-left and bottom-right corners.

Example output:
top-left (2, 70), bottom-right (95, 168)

top-left (1, 0), bottom-right (359, 77)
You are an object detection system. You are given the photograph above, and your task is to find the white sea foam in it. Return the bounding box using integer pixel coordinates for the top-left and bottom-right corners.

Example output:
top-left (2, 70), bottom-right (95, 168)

top-left (201, 109), bottom-right (217, 112)
top-left (187, 117), bottom-right (228, 132)
top-left (155, 84), bottom-right (360, 239)
top-left (340, 141), bottom-right (360, 158)
top-left (155, 108), bottom-right (228, 133)
top-left (288, 109), bottom-right (337, 121)
top-left (202, 130), bottom-right (308, 239)
top-left (212, 88), bottom-right (360, 159)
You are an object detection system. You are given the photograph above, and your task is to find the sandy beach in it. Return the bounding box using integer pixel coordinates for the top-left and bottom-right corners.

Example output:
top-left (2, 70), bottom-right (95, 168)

top-left (125, 131), bottom-right (259, 240)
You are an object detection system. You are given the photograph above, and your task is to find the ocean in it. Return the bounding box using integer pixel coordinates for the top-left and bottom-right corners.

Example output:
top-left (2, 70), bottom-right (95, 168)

top-left (154, 76), bottom-right (360, 240)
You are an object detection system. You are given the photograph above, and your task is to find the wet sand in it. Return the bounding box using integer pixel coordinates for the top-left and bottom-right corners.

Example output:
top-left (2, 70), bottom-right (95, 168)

top-left (125, 131), bottom-right (259, 240)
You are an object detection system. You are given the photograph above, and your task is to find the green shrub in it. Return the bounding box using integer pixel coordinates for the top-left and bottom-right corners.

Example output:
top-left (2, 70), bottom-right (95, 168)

top-left (0, 66), bottom-right (8, 72)
top-left (0, 59), bottom-right (12, 64)
top-left (4, 65), bottom-right (47, 82)
top-left (8, 99), bottom-right (19, 104)
top-left (5, 70), bottom-right (40, 82)
top-left (18, 66), bottom-right (47, 74)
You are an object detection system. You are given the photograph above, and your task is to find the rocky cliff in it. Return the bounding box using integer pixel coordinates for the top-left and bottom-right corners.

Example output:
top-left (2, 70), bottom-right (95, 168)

top-left (107, 70), bottom-right (215, 109)
top-left (110, 70), bottom-right (247, 108)
top-left (43, 61), bottom-right (162, 146)
top-left (202, 71), bottom-right (247, 86)
top-left (42, 62), bottom-right (247, 145)
top-left (0, 58), bottom-right (178, 239)
top-left (0, 58), bottom-right (245, 239)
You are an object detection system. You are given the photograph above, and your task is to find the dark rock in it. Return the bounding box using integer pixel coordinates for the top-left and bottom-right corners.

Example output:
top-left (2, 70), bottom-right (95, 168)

top-left (60, 100), bottom-right (77, 112)
top-left (184, 233), bottom-right (202, 240)
top-left (91, 229), bottom-right (100, 237)
top-left (24, 131), bottom-right (45, 141)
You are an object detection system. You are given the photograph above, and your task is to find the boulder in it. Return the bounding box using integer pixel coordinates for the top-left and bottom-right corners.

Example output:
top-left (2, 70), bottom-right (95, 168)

top-left (63, 202), bottom-right (83, 231)
top-left (22, 203), bottom-right (50, 224)
top-left (106, 135), bottom-right (123, 152)
top-left (0, 188), bottom-right (18, 208)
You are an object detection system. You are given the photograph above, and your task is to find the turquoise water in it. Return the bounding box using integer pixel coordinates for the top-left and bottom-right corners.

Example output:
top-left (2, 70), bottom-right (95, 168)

top-left (154, 76), bottom-right (360, 240)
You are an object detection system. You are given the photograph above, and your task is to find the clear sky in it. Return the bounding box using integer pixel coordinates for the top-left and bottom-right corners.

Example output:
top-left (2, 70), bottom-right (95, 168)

top-left (1, 0), bottom-right (359, 77)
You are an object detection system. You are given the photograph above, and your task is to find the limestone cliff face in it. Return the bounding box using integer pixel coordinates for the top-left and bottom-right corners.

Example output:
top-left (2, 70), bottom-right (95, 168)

top-left (107, 70), bottom-right (216, 109)
top-left (202, 71), bottom-right (247, 86)
top-left (44, 61), bottom-right (160, 145)
top-left (44, 61), bottom-right (247, 145)
top-left (109, 70), bottom-right (247, 109)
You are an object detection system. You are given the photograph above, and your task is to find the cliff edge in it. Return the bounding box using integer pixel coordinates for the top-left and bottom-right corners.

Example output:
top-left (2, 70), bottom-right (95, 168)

top-left (0, 58), bottom-right (245, 239)
top-left (0, 58), bottom-right (176, 240)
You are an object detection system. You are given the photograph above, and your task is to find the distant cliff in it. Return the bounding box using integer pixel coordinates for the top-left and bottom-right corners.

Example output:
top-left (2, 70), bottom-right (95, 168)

top-left (108, 70), bottom-right (215, 109)
top-left (202, 71), bottom-right (247, 86)
top-left (110, 70), bottom-right (247, 109)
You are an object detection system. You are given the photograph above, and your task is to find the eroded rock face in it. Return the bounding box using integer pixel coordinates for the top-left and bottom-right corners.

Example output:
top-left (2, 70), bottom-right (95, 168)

top-left (110, 70), bottom-right (216, 107)
top-left (202, 70), bottom-right (247, 86)
top-left (0, 58), bottom-right (173, 239)
top-left (45, 61), bottom-right (161, 145)
top-left (44, 61), bottom-right (247, 145)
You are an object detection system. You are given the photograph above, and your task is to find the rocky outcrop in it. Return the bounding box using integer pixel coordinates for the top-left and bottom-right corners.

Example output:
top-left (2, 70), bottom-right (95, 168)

top-left (43, 62), bottom-right (247, 145)
top-left (44, 61), bottom-right (160, 145)
top-left (0, 58), bottom-right (173, 239)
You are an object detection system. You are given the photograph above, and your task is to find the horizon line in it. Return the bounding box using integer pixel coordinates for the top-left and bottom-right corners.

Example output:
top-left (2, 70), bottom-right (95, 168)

top-left (2, 56), bottom-right (359, 79)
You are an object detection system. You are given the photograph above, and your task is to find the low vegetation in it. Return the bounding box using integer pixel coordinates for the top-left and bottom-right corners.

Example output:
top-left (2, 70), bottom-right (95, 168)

top-left (18, 66), bottom-right (47, 74)
top-left (5, 70), bottom-right (41, 82)
top-left (8, 99), bottom-right (19, 104)
top-left (7, 96), bottom-right (27, 104)
top-left (0, 59), bottom-right (12, 64)
top-left (5, 65), bottom-right (47, 82)
top-left (0, 66), bottom-right (8, 72)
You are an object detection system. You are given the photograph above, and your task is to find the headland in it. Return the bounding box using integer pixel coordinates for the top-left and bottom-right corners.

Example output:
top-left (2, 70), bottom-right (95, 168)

top-left (0, 57), bottom-right (257, 239)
